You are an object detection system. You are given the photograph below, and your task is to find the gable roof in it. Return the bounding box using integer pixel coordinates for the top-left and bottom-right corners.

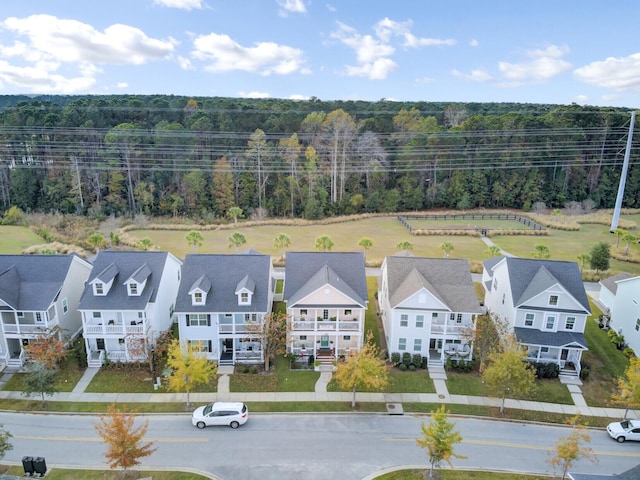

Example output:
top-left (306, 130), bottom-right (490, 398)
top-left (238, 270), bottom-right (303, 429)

top-left (600, 272), bottom-right (634, 295)
top-left (235, 274), bottom-right (256, 294)
top-left (78, 251), bottom-right (173, 311)
top-left (497, 258), bottom-right (590, 312)
top-left (514, 327), bottom-right (588, 349)
top-left (175, 253), bottom-right (272, 313)
top-left (0, 254), bottom-right (78, 311)
top-left (284, 252), bottom-right (367, 308)
top-left (385, 256), bottom-right (483, 313)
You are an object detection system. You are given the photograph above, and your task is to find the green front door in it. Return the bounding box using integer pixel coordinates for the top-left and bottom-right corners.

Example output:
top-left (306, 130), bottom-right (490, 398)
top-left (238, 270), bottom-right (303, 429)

top-left (320, 335), bottom-right (329, 348)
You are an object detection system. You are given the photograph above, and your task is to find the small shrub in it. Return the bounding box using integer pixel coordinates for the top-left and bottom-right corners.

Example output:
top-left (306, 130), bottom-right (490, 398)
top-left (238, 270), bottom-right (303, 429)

top-left (529, 361), bottom-right (560, 379)
top-left (421, 356), bottom-right (429, 369)
top-left (398, 363), bottom-right (408, 371)
top-left (408, 364), bottom-right (416, 371)
top-left (390, 352), bottom-right (401, 366)
top-left (579, 360), bottom-right (591, 380)
top-left (402, 352), bottom-right (411, 367)
top-left (412, 354), bottom-right (422, 367)
top-left (623, 347), bottom-right (635, 358)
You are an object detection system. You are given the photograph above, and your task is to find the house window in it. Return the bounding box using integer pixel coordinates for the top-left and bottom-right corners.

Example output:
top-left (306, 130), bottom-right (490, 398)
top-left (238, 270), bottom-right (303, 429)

top-left (493, 278), bottom-right (498, 291)
top-left (343, 335), bottom-right (351, 340)
top-left (35, 312), bottom-right (43, 323)
top-left (17, 311), bottom-right (24, 318)
top-left (400, 314), bottom-right (408, 327)
top-left (432, 312), bottom-right (438, 319)
top-left (545, 316), bottom-right (556, 330)
top-left (240, 292), bottom-right (249, 304)
top-left (398, 338), bottom-right (407, 351)
top-left (524, 313), bottom-right (534, 327)
top-left (189, 340), bottom-right (211, 353)
top-left (549, 295), bottom-right (559, 306)
top-left (416, 315), bottom-right (424, 328)
top-left (95, 282), bottom-right (104, 295)
top-left (449, 313), bottom-right (455, 321)
top-left (323, 310), bottom-right (329, 320)
top-left (300, 309), bottom-right (308, 316)
top-left (502, 293), bottom-right (505, 304)
top-left (636, 319), bottom-right (640, 332)
top-left (62, 298), bottom-right (68, 313)
top-left (194, 292), bottom-right (203, 304)
top-left (92, 312), bottom-right (101, 319)
top-left (456, 314), bottom-right (463, 324)
top-left (188, 314), bottom-right (209, 327)
top-left (541, 347), bottom-right (549, 353)
top-left (300, 335), bottom-right (307, 340)
top-left (119, 338), bottom-right (125, 345)
top-left (565, 317), bottom-right (576, 330)
top-left (129, 283), bottom-right (138, 295)
top-left (344, 309), bottom-right (352, 315)
top-left (413, 339), bottom-right (422, 351)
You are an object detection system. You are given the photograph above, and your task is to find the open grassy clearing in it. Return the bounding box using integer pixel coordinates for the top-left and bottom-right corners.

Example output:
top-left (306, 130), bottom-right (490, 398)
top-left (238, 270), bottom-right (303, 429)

top-left (0, 225), bottom-right (44, 253)
top-left (0, 465), bottom-right (209, 479)
top-left (406, 217), bottom-right (531, 230)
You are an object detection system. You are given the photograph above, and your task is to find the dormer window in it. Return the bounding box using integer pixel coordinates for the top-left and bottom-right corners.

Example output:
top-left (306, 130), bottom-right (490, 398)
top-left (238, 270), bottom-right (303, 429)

top-left (193, 291), bottom-right (204, 305)
top-left (129, 282), bottom-right (138, 295)
top-left (94, 282), bottom-right (104, 295)
top-left (238, 291), bottom-right (251, 305)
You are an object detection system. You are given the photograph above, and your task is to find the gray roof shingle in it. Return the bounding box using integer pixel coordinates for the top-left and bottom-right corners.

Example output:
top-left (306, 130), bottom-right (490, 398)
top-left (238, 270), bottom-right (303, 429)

top-left (78, 251), bottom-right (172, 311)
top-left (496, 258), bottom-right (590, 313)
top-left (514, 327), bottom-right (587, 349)
top-left (600, 272), bottom-right (634, 295)
top-left (0, 254), bottom-right (78, 311)
top-left (284, 252), bottom-right (367, 307)
top-left (175, 253), bottom-right (272, 313)
top-left (385, 256), bottom-right (483, 313)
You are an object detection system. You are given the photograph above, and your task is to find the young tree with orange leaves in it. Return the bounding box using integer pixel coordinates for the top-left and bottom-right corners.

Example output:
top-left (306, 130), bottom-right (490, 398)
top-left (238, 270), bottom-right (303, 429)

top-left (95, 403), bottom-right (156, 473)
top-left (548, 415), bottom-right (597, 480)
top-left (24, 329), bottom-right (66, 369)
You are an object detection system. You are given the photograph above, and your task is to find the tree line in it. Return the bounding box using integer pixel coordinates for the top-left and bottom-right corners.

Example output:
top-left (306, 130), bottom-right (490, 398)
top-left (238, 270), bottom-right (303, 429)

top-left (0, 95), bottom-right (638, 220)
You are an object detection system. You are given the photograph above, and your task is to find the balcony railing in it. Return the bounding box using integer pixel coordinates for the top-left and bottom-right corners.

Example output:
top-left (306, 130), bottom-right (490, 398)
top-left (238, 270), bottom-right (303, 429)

top-left (84, 322), bottom-right (146, 336)
top-left (2, 323), bottom-right (45, 334)
top-left (430, 322), bottom-right (468, 334)
top-left (291, 320), bottom-right (361, 332)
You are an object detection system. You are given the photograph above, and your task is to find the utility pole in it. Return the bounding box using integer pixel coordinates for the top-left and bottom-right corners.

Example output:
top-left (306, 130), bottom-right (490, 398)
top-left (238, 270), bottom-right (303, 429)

top-left (610, 110), bottom-right (636, 232)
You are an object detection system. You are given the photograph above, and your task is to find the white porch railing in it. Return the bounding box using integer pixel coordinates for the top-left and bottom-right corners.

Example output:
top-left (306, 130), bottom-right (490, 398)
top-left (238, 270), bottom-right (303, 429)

top-left (291, 320), bottom-right (361, 332)
top-left (2, 323), bottom-right (44, 334)
top-left (431, 323), bottom-right (468, 334)
top-left (83, 322), bottom-right (146, 336)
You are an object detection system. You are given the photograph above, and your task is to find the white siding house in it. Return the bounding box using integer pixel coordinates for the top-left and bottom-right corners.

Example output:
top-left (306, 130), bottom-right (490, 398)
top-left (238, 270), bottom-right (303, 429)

top-left (78, 251), bottom-right (182, 366)
top-left (601, 275), bottom-right (640, 356)
top-left (0, 254), bottom-right (92, 367)
top-left (174, 252), bottom-right (274, 366)
top-left (284, 252), bottom-right (368, 364)
top-left (483, 257), bottom-right (591, 376)
top-left (378, 254), bottom-right (483, 366)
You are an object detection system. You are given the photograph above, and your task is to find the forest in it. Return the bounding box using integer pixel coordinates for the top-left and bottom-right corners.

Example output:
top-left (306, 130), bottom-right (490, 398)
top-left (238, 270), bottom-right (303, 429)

top-left (0, 94), bottom-right (637, 221)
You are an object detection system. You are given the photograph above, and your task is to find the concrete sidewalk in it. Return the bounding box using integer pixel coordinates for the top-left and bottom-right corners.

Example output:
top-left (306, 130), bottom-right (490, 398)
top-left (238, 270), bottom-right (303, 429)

top-left (2, 361), bottom-right (637, 420)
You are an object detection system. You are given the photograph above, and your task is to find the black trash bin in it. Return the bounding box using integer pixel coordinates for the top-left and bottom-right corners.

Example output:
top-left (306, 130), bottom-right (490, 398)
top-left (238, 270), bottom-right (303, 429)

top-left (22, 456), bottom-right (34, 475)
top-left (33, 457), bottom-right (47, 476)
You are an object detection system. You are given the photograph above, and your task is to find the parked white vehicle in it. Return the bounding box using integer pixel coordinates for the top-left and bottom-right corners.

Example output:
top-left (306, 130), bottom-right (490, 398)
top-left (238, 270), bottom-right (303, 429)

top-left (607, 419), bottom-right (640, 443)
top-left (192, 402), bottom-right (249, 429)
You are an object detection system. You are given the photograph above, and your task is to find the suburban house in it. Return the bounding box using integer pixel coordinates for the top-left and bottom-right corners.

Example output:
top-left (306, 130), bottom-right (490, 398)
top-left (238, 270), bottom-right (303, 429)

top-left (284, 252), bottom-right (368, 364)
top-left (599, 273), bottom-right (640, 356)
top-left (378, 254), bottom-right (483, 365)
top-left (482, 256), bottom-right (591, 376)
top-left (174, 252), bottom-right (274, 366)
top-left (0, 254), bottom-right (92, 367)
top-left (78, 250), bottom-right (182, 367)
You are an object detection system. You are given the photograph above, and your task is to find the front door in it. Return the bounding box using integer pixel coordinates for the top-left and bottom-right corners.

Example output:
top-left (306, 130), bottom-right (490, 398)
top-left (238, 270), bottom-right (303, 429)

top-left (320, 335), bottom-right (329, 349)
top-left (96, 338), bottom-right (105, 350)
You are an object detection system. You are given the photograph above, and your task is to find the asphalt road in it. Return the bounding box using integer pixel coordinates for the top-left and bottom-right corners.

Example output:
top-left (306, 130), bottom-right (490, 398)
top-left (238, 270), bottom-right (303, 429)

top-left (2, 412), bottom-right (640, 479)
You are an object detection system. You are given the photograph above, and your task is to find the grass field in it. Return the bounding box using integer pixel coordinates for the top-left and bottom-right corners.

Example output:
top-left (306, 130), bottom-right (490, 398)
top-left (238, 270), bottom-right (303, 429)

top-left (0, 225), bottom-right (44, 253)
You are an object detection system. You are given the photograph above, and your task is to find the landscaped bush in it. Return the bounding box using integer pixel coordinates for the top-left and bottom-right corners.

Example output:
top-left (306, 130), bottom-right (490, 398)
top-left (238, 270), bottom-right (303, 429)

top-left (421, 356), bottom-right (429, 369)
top-left (398, 363), bottom-right (408, 370)
top-left (390, 352), bottom-right (401, 366)
top-left (529, 361), bottom-right (559, 379)
top-left (408, 364), bottom-right (416, 371)
top-left (402, 352), bottom-right (411, 367)
top-left (412, 354), bottom-right (422, 368)
top-left (445, 358), bottom-right (476, 372)
top-left (580, 360), bottom-right (591, 380)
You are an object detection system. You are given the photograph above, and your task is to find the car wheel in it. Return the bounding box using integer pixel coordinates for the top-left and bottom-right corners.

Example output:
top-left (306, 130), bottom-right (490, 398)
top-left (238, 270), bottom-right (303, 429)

top-left (230, 421), bottom-right (240, 429)
top-left (196, 421), bottom-right (206, 429)
top-left (617, 436), bottom-right (626, 443)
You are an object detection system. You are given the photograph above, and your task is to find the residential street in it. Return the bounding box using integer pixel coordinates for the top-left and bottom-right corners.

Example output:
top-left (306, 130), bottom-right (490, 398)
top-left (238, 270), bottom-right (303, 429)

top-left (2, 412), bottom-right (639, 480)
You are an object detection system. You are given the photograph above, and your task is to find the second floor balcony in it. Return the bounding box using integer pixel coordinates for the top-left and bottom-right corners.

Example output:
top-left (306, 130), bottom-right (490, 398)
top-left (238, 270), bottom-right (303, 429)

top-left (291, 318), bottom-right (361, 332)
top-left (83, 319), bottom-right (147, 336)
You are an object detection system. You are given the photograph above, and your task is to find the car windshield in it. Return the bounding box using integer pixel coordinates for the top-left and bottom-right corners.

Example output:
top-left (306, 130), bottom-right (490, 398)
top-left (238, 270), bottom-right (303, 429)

top-left (203, 404), bottom-right (213, 415)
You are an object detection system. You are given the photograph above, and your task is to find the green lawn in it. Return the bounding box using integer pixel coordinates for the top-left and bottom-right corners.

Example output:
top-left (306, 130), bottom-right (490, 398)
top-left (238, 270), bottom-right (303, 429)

top-left (375, 469), bottom-right (549, 480)
top-left (2, 356), bottom-right (85, 393)
top-left (0, 466), bottom-right (209, 480)
top-left (446, 372), bottom-right (573, 404)
top-left (230, 355), bottom-right (319, 392)
top-left (0, 225), bottom-right (44, 253)
top-left (388, 369), bottom-right (436, 393)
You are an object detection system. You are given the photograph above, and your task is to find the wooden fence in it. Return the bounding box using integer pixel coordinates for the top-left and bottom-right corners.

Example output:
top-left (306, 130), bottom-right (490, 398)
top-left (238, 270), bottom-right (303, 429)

top-left (397, 213), bottom-right (545, 234)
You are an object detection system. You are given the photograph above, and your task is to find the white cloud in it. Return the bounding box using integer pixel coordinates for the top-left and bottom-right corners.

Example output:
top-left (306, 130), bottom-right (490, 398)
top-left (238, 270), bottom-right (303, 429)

top-left (374, 17), bottom-right (455, 48)
top-left (178, 56), bottom-right (194, 70)
top-left (498, 44), bottom-right (571, 82)
top-left (153, 0), bottom-right (205, 10)
top-left (469, 39), bottom-right (479, 47)
top-left (326, 4), bottom-right (337, 13)
top-left (192, 33), bottom-right (306, 75)
top-left (289, 93), bottom-right (310, 100)
top-left (117, 82), bottom-right (128, 89)
top-left (574, 53), bottom-right (640, 91)
top-left (277, 0), bottom-right (306, 16)
top-left (330, 22), bottom-right (397, 79)
top-left (573, 94), bottom-right (589, 104)
top-left (0, 14), bottom-right (175, 92)
top-left (452, 68), bottom-right (492, 82)
top-left (238, 90), bottom-right (271, 98)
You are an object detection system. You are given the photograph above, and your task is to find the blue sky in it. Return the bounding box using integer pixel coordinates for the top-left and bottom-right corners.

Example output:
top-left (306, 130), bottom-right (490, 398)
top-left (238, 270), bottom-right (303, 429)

top-left (0, 0), bottom-right (639, 108)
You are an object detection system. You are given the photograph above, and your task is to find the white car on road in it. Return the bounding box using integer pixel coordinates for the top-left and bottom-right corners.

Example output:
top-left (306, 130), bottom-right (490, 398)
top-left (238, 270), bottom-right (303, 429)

top-left (607, 419), bottom-right (640, 443)
top-left (192, 402), bottom-right (249, 429)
